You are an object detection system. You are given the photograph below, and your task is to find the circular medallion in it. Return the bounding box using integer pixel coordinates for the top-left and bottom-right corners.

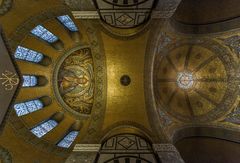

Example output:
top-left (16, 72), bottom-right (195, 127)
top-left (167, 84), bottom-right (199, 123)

top-left (54, 47), bottom-right (94, 116)
top-left (177, 72), bottom-right (194, 89)
top-left (153, 39), bottom-right (239, 122)
top-left (120, 75), bottom-right (131, 86)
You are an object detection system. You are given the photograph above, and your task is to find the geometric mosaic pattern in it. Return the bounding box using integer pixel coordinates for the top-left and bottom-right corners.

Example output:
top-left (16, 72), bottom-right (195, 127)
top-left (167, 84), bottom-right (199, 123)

top-left (225, 107), bottom-right (240, 125)
top-left (94, 0), bottom-right (156, 28)
top-left (154, 39), bottom-right (239, 122)
top-left (177, 72), bottom-right (194, 89)
top-left (98, 134), bottom-right (158, 163)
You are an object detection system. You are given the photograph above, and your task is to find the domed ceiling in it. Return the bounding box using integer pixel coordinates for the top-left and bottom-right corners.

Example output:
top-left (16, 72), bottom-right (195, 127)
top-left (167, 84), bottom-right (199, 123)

top-left (0, 0), bottom-right (239, 162)
top-left (153, 38), bottom-right (238, 122)
top-left (6, 11), bottom-right (106, 153)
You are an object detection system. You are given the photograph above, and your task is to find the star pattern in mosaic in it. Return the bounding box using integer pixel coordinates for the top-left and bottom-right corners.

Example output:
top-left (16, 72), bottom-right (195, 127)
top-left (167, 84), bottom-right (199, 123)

top-left (177, 72), bottom-right (194, 89)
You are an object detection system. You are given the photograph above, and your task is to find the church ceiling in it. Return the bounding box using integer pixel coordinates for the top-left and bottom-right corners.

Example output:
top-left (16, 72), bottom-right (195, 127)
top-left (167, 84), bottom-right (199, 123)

top-left (0, 5), bottom-right (107, 158)
top-left (0, 0), bottom-right (239, 162)
top-left (153, 38), bottom-right (238, 122)
top-left (145, 21), bottom-right (240, 141)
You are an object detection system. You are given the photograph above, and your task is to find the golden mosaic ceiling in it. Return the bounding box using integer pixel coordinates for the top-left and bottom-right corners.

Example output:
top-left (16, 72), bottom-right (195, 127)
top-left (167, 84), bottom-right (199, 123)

top-left (153, 38), bottom-right (239, 122)
top-left (0, 0), bottom-right (240, 162)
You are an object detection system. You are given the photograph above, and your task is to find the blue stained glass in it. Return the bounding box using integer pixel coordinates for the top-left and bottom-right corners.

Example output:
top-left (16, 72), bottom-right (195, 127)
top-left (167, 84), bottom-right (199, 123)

top-left (14, 46), bottom-right (44, 63)
top-left (57, 131), bottom-right (79, 148)
top-left (22, 75), bottom-right (37, 87)
top-left (31, 120), bottom-right (58, 138)
top-left (14, 99), bottom-right (44, 116)
top-left (57, 15), bottom-right (78, 32)
top-left (31, 25), bottom-right (58, 43)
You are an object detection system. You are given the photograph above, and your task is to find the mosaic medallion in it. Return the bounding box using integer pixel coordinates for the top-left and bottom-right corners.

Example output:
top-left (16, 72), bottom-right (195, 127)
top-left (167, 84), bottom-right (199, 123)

top-left (54, 48), bottom-right (94, 115)
top-left (177, 72), bottom-right (194, 89)
top-left (153, 39), bottom-right (239, 122)
top-left (120, 75), bottom-right (131, 86)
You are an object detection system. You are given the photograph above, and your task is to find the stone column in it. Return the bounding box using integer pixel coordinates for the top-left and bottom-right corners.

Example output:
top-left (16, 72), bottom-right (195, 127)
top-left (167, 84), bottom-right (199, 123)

top-left (65, 144), bottom-right (101, 163)
top-left (153, 144), bottom-right (185, 163)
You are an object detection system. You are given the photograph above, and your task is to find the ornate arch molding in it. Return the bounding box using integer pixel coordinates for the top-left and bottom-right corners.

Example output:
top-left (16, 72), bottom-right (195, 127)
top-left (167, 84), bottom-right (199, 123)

top-left (100, 121), bottom-right (155, 144)
top-left (0, 145), bottom-right (12, 163)
top-left (172, 126), bottom-right (240, 144)
top-left (144, 20), bottom-right (174, 143)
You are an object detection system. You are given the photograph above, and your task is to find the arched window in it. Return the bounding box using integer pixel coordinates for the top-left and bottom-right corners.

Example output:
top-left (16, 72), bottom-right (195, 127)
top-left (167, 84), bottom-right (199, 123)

top-left (57, 131), bottom-right (79, 148)
top-left (31, 25), bottom-right (58, 43)
top-left (14, 46), bottom-right (44, 63)
top-left (22, 75), bottom-right (38, 87)
top-left (57, 15), bottom-right (78, 32)
top-left (14, 99), bottom-right (44, 116)
top-left (31, 119), bottom-right (58, 138)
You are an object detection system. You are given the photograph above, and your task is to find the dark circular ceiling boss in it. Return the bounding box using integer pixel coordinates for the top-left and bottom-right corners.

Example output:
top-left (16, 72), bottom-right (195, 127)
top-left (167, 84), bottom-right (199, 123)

top-left (120, 75), bottom-right (131, 86)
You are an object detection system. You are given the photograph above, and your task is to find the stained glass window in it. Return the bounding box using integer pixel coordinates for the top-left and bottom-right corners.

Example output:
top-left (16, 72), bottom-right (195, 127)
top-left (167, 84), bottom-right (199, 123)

top-left (14, 46), bottom-right (43, 63)
top-left (31, 120), bottom-right (58, 138)
top-left (57, 131), bottom-right (79, 148)
top-left (14, 99), bottom-right (43, 116)
top-left (22, 75), bottom-right (38, 87)
top-left (57, 15), bottom-right (78, 32)
top-left (31, 25), bottom-right (58, 43)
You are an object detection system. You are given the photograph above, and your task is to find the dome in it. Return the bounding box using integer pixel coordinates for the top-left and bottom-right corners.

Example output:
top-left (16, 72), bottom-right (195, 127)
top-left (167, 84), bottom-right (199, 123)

top-left (9, 12), bottom-right (106, 152)
top-left (153, 38), bottom-right (239, 122)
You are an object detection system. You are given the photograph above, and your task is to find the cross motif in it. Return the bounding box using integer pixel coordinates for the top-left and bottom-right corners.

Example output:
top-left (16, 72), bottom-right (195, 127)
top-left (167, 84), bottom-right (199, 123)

top-left (0, 70), bottom-right (19, 91)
